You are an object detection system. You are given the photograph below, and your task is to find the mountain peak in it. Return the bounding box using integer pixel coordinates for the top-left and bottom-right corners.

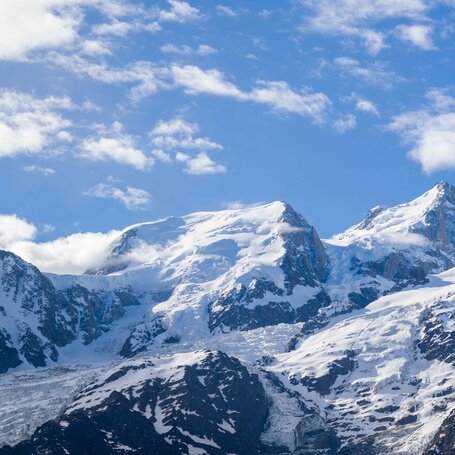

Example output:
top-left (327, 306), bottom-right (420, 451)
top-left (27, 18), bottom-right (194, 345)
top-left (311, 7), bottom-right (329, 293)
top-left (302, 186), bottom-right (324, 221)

top-left (329, 182), bottom-right (455, 249)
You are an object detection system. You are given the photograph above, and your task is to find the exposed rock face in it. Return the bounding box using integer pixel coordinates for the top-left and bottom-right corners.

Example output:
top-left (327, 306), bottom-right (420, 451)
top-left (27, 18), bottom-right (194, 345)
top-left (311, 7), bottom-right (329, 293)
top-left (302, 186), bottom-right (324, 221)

top-left (0, 329), bottom-right (21, 373)
top-left (418, 302), bottom-right (455, 364)
top-left (422, 408), bottom-right (455, 455)
top-left (298, 350), bottom-right (356, 396)
top-left (325, 182), bottom-right (455, 312)
top-left (0, 250), bottom-right (144, 373)
top-left (279, 203), bottom-right (329, 290)
top-left (1, 351), bottom-right (269, 455)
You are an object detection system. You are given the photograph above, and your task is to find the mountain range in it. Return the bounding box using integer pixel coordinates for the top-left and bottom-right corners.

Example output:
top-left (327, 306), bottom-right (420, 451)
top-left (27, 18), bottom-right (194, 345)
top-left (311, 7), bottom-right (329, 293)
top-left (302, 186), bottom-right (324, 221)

top-left (1, 182), bottom-right (455, 454)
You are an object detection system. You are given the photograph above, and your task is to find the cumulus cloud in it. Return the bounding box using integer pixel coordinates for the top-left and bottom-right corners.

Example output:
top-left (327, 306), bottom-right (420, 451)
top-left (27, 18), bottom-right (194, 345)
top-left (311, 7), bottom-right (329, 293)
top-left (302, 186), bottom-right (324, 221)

top-left (387, 88), bottom-right (455, 173)
top-left (159, 0), bottom-right (200, 23)
top-left (0, 215), bottom-right (37, 247)
top-left (80, 122), bottom-right (154, 170)
top-left (249, 80), bottom-right (331, 121)
top-left (396, 24), bottom-right (435, 49)
top-left (84, 182), bottom-right (151, 209)
top-left (0, 90), bottom-right (72, 158)
top-left (150, 117), bottom-right (225, 173)
top-left (151, 118), bottom-right (223, 151)
top-left (0, 0), bottom-right (81, 60)
top-left (176, 152), bottom-right (226, 175)
top-left (299, 0), bottom-right (429, 54)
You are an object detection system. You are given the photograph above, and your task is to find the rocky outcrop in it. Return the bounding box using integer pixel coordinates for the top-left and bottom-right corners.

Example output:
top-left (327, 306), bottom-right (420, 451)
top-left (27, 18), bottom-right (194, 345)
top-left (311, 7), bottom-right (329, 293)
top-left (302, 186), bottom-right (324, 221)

top-left (422, 407), bottom-right (455, 455)
top-left (0, 351), bottom-right (269, 455)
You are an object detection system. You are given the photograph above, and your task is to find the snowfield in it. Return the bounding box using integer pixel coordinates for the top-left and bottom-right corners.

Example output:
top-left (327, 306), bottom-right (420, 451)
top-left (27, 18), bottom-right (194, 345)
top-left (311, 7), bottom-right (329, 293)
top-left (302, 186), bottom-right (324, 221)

top-left (2, 183), bottom-right (455, 454)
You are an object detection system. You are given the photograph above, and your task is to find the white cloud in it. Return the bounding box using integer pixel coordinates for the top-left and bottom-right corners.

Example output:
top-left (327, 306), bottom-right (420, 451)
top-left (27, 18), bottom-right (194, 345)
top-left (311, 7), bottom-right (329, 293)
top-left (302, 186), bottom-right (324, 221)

top-left (80, 39), bottom-right (111, 56)
top-left (159, 0), bottom-right (200, 23)
top-left (249, 80), bottom-right (331, 121)
top-left (0, 215), bottom-right (37, 247)
top-left (355, 98), bottom-right (379, 116)
top-left (93, 19), bottom-right (133, 36)
top-left (299, 0), bottom-right (429, 54)
top-left (23, 165), bottom-right (56, 176)
top-left (333, 57), bottom-right (401, 88)
top-left (54, 56), bottom-right (330, 120)
top-left (152, 117), bottom-right (198, 136)
top-left (176, 152), bottom-right (226, 175)
top-left (11, 229), bottom-right (121, 274)
top-left (160, 43), bottom-right (217, 56)
top-left (80, 123), bottom-right (153, 170)
top-left (387, 89), bottom-right (455, 173)
top-left (151, 118), bottom-right (224, 173)
top-left (161, 43), bottom-right (192, 55)
top-left (151, 118), bottom-right (222, 151)
top-left (396, 24), bottom-right (435, 49)
top-left (170, 65), bottom-right (331, 121)
top-left (216, 5), bottom-right (236, 17)
top-left (0, 90), bottom-right (72, 158)
top-left (51, 55), bottom-right (168, 101)
top-left (197, 44), bottom-right (218, 55)
top-left (333, 114), bottom-right (356, 133)
top-left (84, 182), bottom-right (151, 209)
top-left (152, 149), bottom-right (172, 163)
top-left (171, 64), bottom-right (246, 98)
top-left (0, 0), bottom-right (81, 60)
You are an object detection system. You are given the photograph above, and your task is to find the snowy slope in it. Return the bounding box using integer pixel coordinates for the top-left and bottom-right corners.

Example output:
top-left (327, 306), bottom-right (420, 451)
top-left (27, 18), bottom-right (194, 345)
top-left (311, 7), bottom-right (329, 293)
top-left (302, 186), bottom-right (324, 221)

top-left (268, 268), bottom-right (455, 454)
top-left (2, 184), bottom-right (455, 454)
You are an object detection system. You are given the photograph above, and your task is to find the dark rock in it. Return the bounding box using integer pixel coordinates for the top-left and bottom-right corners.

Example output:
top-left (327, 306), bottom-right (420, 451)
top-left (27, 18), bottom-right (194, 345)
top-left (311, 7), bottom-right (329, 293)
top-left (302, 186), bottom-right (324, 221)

top-left (422, 408), bottom-right (455, 455)
top-left (0, 351), bottom-right (269, 455)
top-left (300, 350), bottom-right (356, 395)
top-left (0, 329), bottom-right (22, 373)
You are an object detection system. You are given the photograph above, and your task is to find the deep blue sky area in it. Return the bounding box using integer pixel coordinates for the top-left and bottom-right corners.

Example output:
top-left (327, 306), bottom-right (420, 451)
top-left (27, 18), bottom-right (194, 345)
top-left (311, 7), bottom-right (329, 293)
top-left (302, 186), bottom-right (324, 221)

top-left (1, 0), bottom-right (455, 244)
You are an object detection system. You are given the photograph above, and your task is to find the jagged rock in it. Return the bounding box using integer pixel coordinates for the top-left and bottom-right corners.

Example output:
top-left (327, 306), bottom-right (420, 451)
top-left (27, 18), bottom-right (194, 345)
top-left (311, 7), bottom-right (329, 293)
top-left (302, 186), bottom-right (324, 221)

top-left (422, 408), bottom-right (455, 455)
top-left (0, 351), bottom-right (269, 455)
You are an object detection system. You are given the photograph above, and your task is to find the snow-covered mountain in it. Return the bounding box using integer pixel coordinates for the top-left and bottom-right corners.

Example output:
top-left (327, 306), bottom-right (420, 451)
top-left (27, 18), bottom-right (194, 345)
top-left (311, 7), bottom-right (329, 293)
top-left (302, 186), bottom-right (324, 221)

top-left (2, 183), bottom-right (455, 454)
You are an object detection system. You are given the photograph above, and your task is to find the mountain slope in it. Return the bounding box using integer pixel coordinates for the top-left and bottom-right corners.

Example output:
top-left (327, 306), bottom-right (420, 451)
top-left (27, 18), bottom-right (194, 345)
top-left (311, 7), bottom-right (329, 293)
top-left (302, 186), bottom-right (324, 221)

top-left (2, 184), bottom-right (455, 454)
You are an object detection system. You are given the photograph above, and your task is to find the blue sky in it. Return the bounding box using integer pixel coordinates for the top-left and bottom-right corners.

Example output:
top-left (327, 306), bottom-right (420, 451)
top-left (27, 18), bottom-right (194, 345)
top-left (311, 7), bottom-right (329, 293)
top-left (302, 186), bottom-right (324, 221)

top-left (1, 0), bottom-right (455, 267)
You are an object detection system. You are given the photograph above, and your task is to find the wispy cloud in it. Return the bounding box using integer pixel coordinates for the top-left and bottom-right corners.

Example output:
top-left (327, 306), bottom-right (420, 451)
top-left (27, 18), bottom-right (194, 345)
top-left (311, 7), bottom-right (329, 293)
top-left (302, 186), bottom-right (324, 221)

top-left (161, 43), bottom-right (217, 56)
top-left (333, 114), bottom-right (356, 133)
top-left (23, 165), bottom-right (56, 176)
top-left (333, 57), bottom-right (402, 88)
top-left (298, 0), bottom-right (429, 54)
top-left (84, 182), bottom-right (151, 209)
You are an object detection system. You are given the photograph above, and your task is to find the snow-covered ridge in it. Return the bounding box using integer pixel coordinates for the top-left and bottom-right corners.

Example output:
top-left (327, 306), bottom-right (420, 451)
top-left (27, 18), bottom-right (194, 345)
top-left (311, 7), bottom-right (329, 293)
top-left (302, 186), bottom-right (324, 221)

top-left (328, 181), bottom-right (455, 249)
top-left (2, 183), bottom-right (455, 454)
